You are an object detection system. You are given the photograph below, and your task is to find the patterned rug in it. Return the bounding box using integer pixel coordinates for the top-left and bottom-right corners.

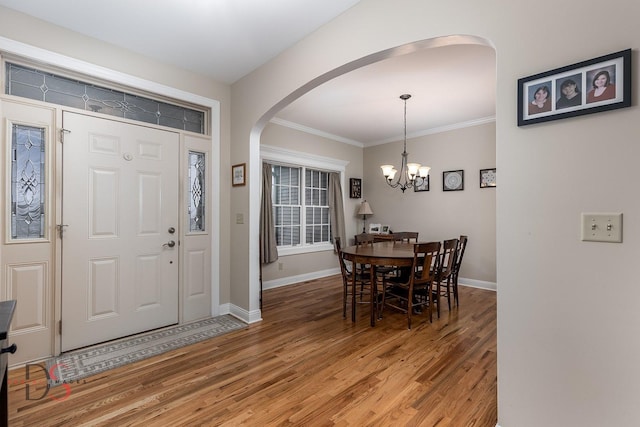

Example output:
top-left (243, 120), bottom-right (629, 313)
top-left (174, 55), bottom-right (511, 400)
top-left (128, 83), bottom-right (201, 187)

top-left (46, 315), bottom-right (245, 386)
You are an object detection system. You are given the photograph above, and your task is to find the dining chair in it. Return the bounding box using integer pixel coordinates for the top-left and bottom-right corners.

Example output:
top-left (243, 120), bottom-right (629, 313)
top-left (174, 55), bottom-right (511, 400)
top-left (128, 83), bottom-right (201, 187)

top-left (451, 235), bottom-right (468, 307)
top-left (394, 231), bottom-right (419, 243)
top-left (381, 241), bottom-right (441, 329)
top-left (335, 237), bottom-right (373, 321)
top-left (354, 232), bottom-right (379, 275)
top-left (354, 233), bottom-right (375, 245)
top-left (362, 233), bottom-right (399, 280)
top-left (434, 238), bottom-right (458, 316)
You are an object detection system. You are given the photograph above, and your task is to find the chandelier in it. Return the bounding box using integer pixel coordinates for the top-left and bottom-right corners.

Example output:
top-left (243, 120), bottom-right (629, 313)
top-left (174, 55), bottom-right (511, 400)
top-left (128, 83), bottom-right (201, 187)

top-left (380, 94), bottom-right (430, 192)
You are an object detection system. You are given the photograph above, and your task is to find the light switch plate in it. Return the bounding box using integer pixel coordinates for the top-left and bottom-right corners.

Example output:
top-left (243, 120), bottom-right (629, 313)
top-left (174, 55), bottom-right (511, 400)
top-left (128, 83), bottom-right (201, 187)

top-left (581, 212), bottom-right (622, 243)
top-left (236, 213), bottom-right (244, 224)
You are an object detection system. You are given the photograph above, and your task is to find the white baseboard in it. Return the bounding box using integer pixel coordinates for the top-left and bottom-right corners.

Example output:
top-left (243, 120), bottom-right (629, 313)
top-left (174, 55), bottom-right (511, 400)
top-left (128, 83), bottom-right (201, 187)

top-left (229, 273), bottom-right (495, 325)
top-left (262, 272), bottom-right (495, 292)
top-left (262, 268), bottom-right (341, 290)
top-left (459, 277), bottom-right (496, 291)
top-left (219, 302), bottom-right (261, 324)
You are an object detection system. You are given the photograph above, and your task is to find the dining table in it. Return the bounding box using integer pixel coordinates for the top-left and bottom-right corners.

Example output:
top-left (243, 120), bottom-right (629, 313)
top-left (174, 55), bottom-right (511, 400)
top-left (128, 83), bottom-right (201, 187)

top-left (341, 241), bottom-right (417, 326)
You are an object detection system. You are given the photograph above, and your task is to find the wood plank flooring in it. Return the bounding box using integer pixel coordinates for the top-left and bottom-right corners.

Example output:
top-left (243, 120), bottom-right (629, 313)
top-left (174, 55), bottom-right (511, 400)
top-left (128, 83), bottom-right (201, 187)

top-left (7, 275), bottom-right (497, 426)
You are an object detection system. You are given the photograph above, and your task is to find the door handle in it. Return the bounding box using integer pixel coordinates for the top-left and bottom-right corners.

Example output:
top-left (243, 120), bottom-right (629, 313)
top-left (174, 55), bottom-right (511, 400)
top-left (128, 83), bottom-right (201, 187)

top-left (163, 240), bottom-right (176, 248)
top-left (1, 343), bottom-right (17, 354)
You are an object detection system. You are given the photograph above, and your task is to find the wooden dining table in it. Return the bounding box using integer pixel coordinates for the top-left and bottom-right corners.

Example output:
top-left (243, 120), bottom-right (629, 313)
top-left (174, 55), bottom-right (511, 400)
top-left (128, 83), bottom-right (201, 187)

top-left (341, 241), bottom-right (416, 326)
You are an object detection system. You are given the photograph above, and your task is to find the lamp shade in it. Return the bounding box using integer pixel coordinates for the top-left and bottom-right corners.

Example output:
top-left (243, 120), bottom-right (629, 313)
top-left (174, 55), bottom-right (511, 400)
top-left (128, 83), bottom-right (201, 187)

top-left (357, 200), bottom-right (373, 215)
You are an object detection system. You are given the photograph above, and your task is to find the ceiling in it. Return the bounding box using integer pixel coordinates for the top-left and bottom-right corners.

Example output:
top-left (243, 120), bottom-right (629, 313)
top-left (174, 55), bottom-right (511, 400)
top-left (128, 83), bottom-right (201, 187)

top-left (0, 0), bottom-right (496, 146)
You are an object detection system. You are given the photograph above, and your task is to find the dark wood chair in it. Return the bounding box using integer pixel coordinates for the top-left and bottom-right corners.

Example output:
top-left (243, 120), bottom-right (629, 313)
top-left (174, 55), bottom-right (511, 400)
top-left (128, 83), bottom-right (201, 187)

top-left (354, 233), bottom-right (375, 245)
top-left (381, 241), bottom-right (441, 329)
top-left (451, 235), bottom-right (468, 307)
top-left (434, 238), bottom-right (458, 316)
top-left (393, 231), bottom-right (419, 243)
top-left (335, 237), bottom-right (373, 321)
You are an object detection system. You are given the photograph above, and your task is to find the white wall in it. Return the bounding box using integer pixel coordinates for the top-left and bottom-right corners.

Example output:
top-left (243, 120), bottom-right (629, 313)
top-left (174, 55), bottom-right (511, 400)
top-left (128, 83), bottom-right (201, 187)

top-left (231, 0), bottom-right (640, 425)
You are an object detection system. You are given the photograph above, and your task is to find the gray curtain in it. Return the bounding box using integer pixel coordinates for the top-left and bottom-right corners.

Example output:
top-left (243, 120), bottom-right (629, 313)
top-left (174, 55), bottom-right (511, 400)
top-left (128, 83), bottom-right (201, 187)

top-left (329, 172), bottom-right (346, 252)
top-left (260, 162), bottom-right (278, 264)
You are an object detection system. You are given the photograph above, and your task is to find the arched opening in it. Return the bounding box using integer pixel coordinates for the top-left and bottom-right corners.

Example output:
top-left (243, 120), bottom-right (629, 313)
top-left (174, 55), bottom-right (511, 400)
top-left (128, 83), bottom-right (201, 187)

top-left (249, 34), bottom-right (496, 316)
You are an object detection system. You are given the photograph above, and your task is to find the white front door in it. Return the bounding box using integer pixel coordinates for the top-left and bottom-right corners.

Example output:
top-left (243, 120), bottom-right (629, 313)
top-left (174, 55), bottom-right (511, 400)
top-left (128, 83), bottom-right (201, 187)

top-left (61, 112), bottom-right (179, 351)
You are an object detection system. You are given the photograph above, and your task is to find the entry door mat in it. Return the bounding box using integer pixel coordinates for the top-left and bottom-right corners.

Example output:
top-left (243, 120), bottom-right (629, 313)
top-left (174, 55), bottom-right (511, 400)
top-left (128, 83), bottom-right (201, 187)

top-left (46, 315), bottom-right (246, 386)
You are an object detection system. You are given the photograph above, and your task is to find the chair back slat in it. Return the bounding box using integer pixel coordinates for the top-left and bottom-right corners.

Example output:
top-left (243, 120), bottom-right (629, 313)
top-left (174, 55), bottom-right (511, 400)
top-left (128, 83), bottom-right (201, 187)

top-left (441, 238), bottom-right (458, 278)
top-left (414, 241), bottom-right (441, 284)
top-left (454, 235), bottom-right (468, 274)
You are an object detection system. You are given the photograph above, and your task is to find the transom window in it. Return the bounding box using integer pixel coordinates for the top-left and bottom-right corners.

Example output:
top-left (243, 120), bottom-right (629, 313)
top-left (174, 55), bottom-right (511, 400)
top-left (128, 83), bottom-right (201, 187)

top-left (5, 62), bottom-right (206, 134)
top-left (272, 165), bottom-right (330, 248)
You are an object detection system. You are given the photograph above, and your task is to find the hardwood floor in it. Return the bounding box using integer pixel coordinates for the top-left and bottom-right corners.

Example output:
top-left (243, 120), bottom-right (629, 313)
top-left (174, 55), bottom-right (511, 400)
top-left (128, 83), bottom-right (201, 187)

top-left (7, 275), bottom-right (497, 426)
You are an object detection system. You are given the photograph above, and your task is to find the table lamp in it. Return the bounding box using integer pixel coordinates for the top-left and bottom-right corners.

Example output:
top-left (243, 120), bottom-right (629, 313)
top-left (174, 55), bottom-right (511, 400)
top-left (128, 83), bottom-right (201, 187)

top-left (357, 200), bottom-right (373, 233)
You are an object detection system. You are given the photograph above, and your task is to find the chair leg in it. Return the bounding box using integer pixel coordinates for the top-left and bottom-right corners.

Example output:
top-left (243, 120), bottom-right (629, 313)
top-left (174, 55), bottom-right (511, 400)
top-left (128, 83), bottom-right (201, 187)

top-left (378, 278), bottom-right (386, 319)
top-left (435, 282), bottom-right (441, 318)
top-left (351, 271), bottom-right (357, 322)
top-left (342, 280), bottom-right (347, 318)
top-left (446, 278), bottom-right (452, 310)
top-left (453, 275), bottom-right (460, 307)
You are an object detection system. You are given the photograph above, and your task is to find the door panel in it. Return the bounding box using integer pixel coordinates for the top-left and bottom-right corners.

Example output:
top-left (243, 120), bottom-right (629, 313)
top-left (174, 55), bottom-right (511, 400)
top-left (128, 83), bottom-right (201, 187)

top-left (0, 99), bottom-right (57, 364)
top-left (181, 134), bottom-right (212, 321)
top-left (61, 112), bottom-right (179, 351)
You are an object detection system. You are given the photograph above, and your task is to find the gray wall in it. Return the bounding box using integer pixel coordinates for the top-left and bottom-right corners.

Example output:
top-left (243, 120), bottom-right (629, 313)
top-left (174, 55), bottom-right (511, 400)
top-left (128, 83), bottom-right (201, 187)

top-left (260, 122), bottom-right (363, 285)
top-left (364, 122), bottom-right (496, 285)
top-left (230, 1), bottom-right (640, 426)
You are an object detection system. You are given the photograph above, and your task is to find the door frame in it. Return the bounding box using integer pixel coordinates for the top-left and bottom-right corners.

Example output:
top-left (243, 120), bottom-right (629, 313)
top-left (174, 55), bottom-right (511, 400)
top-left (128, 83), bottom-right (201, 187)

top-left (0, 37), bottom-right (221, 361)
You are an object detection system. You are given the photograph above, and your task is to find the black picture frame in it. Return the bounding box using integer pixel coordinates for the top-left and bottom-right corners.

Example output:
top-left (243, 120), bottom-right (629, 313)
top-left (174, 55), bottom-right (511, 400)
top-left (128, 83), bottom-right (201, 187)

top-left (517, 49), bottom-right (631, 126)
top-left (413, 175), bottom-right (430, 192)
top-left (443, 170), bottom-right (464, 191)
top-left (349, 178), bottom-right (362, 198)
top-left (480, 168), bottom-right (496, 188)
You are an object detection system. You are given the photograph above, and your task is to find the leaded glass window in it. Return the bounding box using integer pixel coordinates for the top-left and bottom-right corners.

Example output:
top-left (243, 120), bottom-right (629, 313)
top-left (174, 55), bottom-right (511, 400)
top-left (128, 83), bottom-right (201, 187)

top-left (188, 151), bottom-right (206, 232)
top-left (5, 62), bottom-right (205, 134)
top-left (11, 124), bottom-right (46, 240)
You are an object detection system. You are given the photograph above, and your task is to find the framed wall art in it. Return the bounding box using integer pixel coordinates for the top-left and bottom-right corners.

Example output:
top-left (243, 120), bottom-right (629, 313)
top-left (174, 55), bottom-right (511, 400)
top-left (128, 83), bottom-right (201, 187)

top-left (413, 175), bottom-right (430, 192)
top-left (349, 178), bottom-right (362, 198)
top-left (480, 168), bottom-right (496, 188)
top-left (443, 170), bottom-right (464, 191)
top-left (518, 49), bottom-right (631, 126)
top-left (232, 163), bottom-right (246, 186)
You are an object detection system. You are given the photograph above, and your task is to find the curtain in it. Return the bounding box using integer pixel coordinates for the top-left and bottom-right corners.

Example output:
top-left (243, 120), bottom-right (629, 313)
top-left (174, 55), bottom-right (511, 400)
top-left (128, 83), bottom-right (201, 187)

top-left (260, 162), bottom-right (278, 264)
top-left (328, 172), bottom-right (346, 252)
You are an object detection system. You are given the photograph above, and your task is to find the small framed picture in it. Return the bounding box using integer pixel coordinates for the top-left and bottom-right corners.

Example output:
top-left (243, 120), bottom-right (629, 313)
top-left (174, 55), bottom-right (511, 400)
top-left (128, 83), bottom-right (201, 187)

top-left (480, 168), bottom-right (496, 188)
top-left (369, 223), bottom-right (381, 234)
top-left (443, 170), bottom-right (464, 191)
top-left (349, 178), bottom-right (362, 198)
top-left (380, 225), bottom-right (390, 234)
top-left (232, 163), bottom-right (246, 187)
top-left (413, 175), bottom-right (430, 192)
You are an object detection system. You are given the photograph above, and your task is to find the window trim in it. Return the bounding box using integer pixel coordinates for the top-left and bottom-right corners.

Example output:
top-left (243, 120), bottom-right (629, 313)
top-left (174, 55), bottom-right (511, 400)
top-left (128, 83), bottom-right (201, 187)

top-left (261, 144), bottom-right (348, 256)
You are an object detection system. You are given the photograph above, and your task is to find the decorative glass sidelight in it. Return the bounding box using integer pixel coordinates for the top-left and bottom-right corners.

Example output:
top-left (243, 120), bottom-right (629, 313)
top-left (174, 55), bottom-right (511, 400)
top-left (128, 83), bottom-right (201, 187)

top-left (11, 124), bottom-right (46, 240)
top-left (188, 151), bottom-right (206, 232)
